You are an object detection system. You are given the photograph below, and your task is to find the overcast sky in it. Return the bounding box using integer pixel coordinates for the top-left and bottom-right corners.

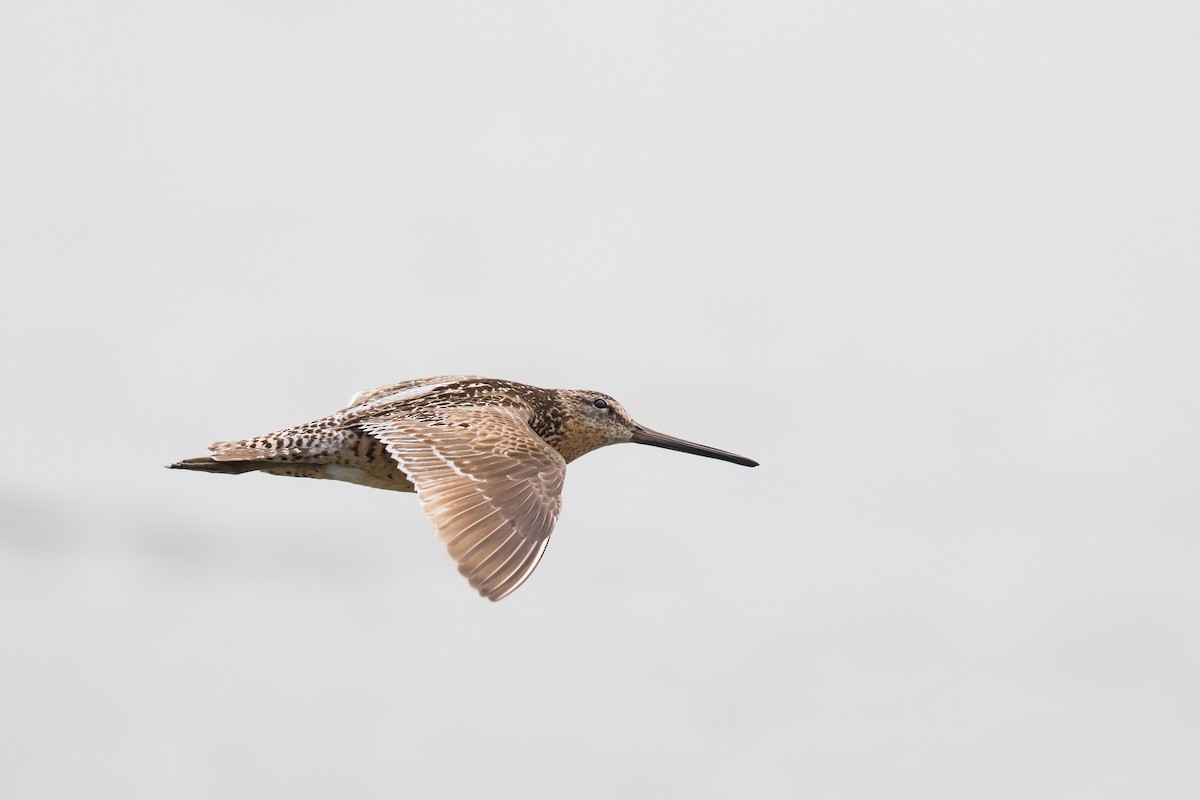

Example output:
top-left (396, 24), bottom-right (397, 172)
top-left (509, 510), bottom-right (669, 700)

top-left (2, 1), bottom-right (1198, 797)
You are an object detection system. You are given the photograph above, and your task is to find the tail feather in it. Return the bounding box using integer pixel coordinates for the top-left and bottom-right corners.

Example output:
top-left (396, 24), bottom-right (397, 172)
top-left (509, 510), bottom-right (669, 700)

top-left (166, 456), bottom-right (267, 475)
top-left (208, 441), bottom-right (264, 461)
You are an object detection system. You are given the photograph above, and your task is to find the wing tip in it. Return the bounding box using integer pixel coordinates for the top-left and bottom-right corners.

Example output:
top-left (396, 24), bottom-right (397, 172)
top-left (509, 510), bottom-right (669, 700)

top-left (476, 538), bottom-right (552, 602)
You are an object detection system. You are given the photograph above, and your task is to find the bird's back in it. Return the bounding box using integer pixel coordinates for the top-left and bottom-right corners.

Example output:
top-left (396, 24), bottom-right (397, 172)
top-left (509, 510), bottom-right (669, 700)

top-left (175, 376), bottom-right (554, 492)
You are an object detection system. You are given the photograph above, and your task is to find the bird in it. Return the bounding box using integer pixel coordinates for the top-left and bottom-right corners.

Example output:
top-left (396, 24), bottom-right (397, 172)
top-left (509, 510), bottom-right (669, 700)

top-left (169, 376), bottom-right (758, 601)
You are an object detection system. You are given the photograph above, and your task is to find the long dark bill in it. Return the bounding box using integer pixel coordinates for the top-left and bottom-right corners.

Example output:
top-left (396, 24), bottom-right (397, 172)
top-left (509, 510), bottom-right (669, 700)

top-left (631, 425), bottom-right (759, 467)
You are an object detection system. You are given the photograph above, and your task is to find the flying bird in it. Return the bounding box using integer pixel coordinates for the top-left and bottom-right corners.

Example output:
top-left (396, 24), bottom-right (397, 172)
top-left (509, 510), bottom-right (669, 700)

top-left (169, 376), bottom-right (758, 600)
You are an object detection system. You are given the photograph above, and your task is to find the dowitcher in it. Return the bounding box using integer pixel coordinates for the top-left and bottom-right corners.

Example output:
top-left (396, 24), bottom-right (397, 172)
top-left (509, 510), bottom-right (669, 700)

top-left (169, 376), bottom-right (758, 600)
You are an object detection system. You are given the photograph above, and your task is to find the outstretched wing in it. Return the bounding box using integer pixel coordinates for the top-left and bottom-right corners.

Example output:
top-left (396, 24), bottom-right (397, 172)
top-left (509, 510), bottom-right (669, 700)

top-left (358, 406), bottom-right (566, 601)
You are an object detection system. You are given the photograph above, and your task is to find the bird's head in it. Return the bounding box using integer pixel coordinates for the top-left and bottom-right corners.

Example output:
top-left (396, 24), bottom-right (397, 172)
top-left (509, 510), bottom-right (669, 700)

top-left (552, 389), bottom-right (759, 467)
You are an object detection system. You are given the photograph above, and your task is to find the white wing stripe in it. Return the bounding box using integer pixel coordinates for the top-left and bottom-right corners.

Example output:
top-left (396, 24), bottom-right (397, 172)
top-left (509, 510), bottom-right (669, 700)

top-left (345, 380), bottom-right (457, 415)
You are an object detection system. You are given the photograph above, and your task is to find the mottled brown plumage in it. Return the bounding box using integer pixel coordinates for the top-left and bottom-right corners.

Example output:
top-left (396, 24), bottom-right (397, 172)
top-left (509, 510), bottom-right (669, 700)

top-left (170, 376), bottom-right (757, 601)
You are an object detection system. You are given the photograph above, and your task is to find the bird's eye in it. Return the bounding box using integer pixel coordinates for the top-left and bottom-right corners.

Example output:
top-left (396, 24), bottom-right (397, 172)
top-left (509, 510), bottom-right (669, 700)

top-left (592, 398), bottom-right (609, 410)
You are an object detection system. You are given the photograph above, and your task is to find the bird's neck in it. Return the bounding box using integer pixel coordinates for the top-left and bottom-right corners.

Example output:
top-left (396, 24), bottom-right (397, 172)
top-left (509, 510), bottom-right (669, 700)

top-left (547, 410), bottom-right (612, 463)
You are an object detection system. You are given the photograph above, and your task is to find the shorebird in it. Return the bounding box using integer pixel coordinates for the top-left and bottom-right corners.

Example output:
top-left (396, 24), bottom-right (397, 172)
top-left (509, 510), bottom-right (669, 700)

top-left (170, 376), bottom-right (758, 600)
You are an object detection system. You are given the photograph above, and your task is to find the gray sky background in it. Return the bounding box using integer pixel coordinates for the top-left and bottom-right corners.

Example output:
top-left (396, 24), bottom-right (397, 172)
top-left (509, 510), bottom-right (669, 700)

top-left (2, 1), bottom-right (1198, 797)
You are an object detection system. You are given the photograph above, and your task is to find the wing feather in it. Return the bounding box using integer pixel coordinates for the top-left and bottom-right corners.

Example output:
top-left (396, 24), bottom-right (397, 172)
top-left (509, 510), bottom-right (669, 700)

top-left (491, 539), bottom-right (551, 600)
top-left (358, 405), bottom-right (566, 601)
